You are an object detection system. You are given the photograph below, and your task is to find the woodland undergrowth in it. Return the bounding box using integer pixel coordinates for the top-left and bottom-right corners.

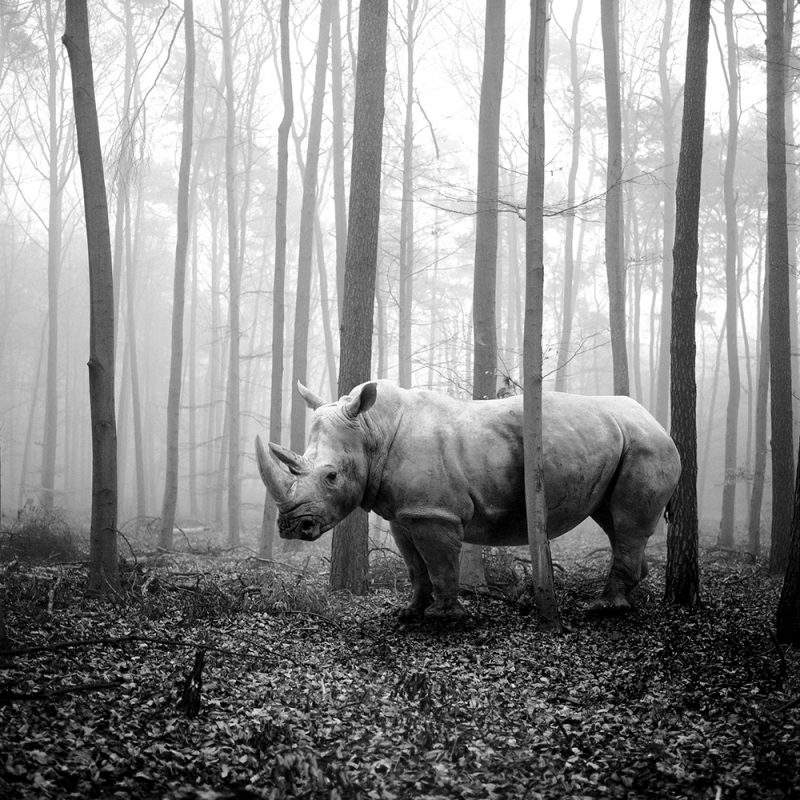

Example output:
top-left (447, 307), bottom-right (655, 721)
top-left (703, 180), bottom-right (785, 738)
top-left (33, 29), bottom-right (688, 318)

top-left (0, 523), bottom-right (798, 800)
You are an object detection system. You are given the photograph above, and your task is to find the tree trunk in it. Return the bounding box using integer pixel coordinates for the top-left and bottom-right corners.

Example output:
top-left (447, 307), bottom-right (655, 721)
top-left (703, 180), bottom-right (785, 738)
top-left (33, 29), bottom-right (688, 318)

top-left (776, 433), bottom-right (800, 643)
top-left (41, 0), bottom-right (63, 512)
top-left (748, 267), bottom-right (769, 558)
top-left (665, 0), bottom-right (710, 608)
top-left (767, 0), bottom-right (795, 574)
top-left (600, 0), bottom-right (629, 396)
top-left (719, 0), bottom-right (740, 549)
top-left (289, 0), bottom-right (332, 453)
top-left (221, 0), bottom-right (241, 546)
top-left (398, 0), bottom-right (417, 389)
top-left (261, 0), bottom-right (293, 559)
top-left (330, 0), bottom-right (388, 593)
top-left (554, 0), bottom-right (583, 394)
top-left (331, 0), bottom-right (347, 317)
top-left (463, 0), bottom-right (506, 592)
top-left (62, 0), bottom-right (119, 593)
top-left (159, 0), bottom-right (195, 551)
top-left (525, 0), bottom-right (561, 633)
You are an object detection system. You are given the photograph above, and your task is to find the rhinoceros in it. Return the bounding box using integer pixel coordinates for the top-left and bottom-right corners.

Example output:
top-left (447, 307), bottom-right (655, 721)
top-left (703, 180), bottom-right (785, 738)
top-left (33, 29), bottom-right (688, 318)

top-left (256, 380), bottom-right (681, 619)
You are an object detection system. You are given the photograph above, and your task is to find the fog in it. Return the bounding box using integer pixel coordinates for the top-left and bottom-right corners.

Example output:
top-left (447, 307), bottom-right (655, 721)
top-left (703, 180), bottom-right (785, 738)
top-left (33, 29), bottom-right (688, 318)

top-left (0, 0), bottom-right (792, 548)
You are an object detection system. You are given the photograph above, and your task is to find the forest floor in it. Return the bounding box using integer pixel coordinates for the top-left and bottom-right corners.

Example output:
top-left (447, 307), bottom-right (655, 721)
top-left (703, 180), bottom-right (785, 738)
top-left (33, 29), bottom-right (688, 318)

top-left (0, 520), bottom-right (799, 799)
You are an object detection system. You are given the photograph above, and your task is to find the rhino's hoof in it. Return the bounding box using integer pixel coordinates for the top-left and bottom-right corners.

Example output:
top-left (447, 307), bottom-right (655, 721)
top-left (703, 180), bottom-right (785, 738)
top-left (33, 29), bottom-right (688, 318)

top-left (587, 594), bottom-right (633, 614)
top-left (424, 600), bottom-right (467, 621)
top-left (398, 605), bottom-right (426, 623)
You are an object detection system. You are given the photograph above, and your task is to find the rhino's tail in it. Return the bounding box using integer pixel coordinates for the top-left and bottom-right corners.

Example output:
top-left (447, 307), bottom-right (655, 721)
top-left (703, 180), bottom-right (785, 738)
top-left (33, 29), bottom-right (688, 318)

top-left (664, 495), bottom-right (675, 524)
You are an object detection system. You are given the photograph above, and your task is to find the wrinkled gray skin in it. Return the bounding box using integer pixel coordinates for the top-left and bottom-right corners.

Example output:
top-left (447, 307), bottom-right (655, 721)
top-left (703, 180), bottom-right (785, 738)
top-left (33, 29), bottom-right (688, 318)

top-left (256, 380), bottom-right (681, 619)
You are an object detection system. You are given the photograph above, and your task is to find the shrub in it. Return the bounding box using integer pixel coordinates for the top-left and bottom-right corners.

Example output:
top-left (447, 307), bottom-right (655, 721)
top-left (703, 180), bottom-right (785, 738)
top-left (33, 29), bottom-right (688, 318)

top-left (0, 506), bottom-right (84, 564)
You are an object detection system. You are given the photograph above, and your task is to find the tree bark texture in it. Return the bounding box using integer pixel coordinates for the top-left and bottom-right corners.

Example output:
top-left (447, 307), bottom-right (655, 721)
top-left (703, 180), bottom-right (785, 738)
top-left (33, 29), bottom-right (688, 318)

top-left (62, 0), bottom-right (119, 593)
top-left (767, 0), bottom-right (795, 574)
top-left (776, 433), bottom-right (800, 643)
top-left (524, 0), bottom-right (561, 633)
top-left (159, 0), bottom-right (195, 551)
top-left (330, 0), bottom-right (389, 594)
top-left (600, 0), bottom-right (629, 396)
top-left (665, 0), bottom-right (710, 607)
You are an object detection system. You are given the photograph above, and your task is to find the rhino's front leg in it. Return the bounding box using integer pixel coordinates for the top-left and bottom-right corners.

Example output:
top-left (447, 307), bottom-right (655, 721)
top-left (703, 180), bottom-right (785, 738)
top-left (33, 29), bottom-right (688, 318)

top-left (389, 521), bottom-right (434, 620)
top-left (402, 517), bottom-right (466, 619)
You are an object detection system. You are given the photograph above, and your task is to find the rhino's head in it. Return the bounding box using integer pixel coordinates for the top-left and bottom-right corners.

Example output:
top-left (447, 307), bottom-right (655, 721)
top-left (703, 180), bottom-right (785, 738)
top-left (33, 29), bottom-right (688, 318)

top-left (255, 381), bottom-right (378, 541)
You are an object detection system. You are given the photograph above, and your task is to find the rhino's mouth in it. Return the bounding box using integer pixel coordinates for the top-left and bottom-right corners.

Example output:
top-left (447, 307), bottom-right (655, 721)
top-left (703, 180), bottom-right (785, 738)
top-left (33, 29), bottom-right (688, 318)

top-left (277, 514), bottom-right (331, 541)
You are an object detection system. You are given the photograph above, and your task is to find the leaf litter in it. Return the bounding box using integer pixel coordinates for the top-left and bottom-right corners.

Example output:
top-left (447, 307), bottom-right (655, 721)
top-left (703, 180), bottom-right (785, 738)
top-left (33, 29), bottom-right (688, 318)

top-left (0, 550), bottom-right (798, 799)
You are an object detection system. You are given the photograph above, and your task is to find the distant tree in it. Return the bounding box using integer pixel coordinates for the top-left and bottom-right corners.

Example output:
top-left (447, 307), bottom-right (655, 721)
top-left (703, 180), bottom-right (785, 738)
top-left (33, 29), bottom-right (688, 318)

top-left (554, 0), bottom-right (583, 394)
top-left (397, 0), bottom-right (422, 389)
top-left (289, 0), bottom-right (332, 454)
top-left (600, 0), bottom-right (628, 396)
top-left (330, 0), bottom-right (347, 316)
top-left (767, 0), bottom-right (794, 575)
top-left (159, 0), bottom-right (195, 551)
top-left (260, 0), bottom-right (293, 560)
top-left (719, 0), bottom-right (739, 549)
top-left (463, 0), bottom-right (505, 592)
top-left (525, 0), bottom-right (561, 633)
top-left (41, 0), bottom-right (68, 512)
top-left (665, 0), bottom-right (710, 607)
top-left (655, 0), bottom-right (675, 426)
top-left (776, 434), bottom-right (800, 643)
top-left (221, 0), bottom-right (241, 546)
top-left (330, 0), bottom-right (389, 593)
top-left (62, 0), bottom-right (119, 593)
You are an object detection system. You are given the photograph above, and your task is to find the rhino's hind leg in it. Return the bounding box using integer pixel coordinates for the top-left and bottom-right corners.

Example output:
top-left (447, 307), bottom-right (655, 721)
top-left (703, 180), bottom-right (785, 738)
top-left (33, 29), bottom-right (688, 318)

top-left (590, 506), bottom-right (651, 613)
top-left (390, 522), bottom-right (434, 620)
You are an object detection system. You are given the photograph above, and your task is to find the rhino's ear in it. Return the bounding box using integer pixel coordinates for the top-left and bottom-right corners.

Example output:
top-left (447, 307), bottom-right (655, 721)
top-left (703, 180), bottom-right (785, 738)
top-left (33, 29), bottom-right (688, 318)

top-left (344, 381), bottom-right (378, 419)
top-left (297, 381), bottom-right (326, 410)
top-left (269, 441), bottom-right (311, 476)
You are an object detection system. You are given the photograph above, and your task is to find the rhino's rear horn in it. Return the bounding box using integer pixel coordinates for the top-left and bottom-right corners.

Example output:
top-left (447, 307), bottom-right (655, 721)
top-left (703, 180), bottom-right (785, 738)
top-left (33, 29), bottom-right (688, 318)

top-left (297, 381), bottom-right (326, 410)
top-left (255, 436), bottom-right (294, 503)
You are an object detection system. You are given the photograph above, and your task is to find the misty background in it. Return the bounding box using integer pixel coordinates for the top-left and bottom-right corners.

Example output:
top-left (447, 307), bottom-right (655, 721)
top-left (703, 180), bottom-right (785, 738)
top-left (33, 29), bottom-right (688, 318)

top-left (0, 0), bottom-right (790, 545)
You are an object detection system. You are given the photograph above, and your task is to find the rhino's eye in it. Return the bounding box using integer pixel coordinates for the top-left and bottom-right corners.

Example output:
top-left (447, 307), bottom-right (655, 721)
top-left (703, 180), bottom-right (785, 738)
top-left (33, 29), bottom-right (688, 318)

top-left (325, 471), bottom-right (338, 484)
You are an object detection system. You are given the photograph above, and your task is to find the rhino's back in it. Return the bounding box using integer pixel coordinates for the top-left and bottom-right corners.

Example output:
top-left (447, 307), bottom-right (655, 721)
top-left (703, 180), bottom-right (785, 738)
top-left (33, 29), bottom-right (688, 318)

top-left (370, 385), bottom-right (677, 544)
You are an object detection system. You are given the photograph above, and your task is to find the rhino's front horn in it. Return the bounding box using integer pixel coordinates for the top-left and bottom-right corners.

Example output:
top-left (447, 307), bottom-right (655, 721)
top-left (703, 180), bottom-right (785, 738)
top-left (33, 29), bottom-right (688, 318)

top-left (255, 435), bottom-right (294, 503)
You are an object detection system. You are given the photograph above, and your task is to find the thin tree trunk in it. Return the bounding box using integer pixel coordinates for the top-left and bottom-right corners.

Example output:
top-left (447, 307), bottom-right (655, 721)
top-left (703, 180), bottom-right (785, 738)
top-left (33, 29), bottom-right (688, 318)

top-left (555, 0), bottom-right (583, 393)
top-left (261, 0), bottom-right (293, 559)
top-left (463, 0), bottom-right (505, 592)
top-left (289, 0), bottom-right (332, 452)
top-left (41, 0), bottom-right (63, 512)
top-left (331, 0), bottom-right (347, 317)
top-left (525, 0), bottom-right (561, 632)
top-left (601, 0), bottom-right (629, 396)
top-left (221, 0), bottom-right (241, 546)
top-left (63, 0), bottom-right (119, 593)
top-left (330, 0), bottom-right (388, 593)
top-left (665, 0), bottom-right (710, 607)
top-left (748, 267), bottom-right (769, 558)
top-left (655, 0), bottom-right (676, 427)
top-left (719, 0), bottom-right (740, 548)
top-left (159, 0), bottom-right (195, 550)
